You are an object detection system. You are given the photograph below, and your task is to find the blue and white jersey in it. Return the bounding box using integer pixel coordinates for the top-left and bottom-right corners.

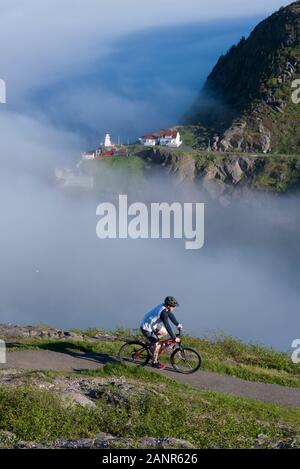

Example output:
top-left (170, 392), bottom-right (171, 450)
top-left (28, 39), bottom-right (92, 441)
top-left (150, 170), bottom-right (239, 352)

top-left (140, 303), bottom-right (166, 332)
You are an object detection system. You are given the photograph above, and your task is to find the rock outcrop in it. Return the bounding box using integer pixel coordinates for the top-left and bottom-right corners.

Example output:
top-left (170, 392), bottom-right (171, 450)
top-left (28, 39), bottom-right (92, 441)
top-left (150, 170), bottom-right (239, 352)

top-left (185, 2), bottom-right (300, 154)
top-left (203, 155), bottom-right (264, 185)
top-left (0, 323), bottom-right (83, 341)
top-left (7, 434), bottom-right (195, 450)
top-left (0, 372), bottom-right (196, 449)
top-left (136, 146), bottom-right (300, 194)
top-left (0, 323), bottom-right (118, 342)
top-left (136, 147), bottom-right (196, 182)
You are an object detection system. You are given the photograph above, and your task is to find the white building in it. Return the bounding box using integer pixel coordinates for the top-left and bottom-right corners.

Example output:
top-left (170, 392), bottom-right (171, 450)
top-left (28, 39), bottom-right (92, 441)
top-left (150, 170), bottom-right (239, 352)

top-left (139, 129), bottom-right (182, 148)
top-left (81, 151), bottom-right (96, 160)
top-left (138, 134), bottom-right (160, 146)
top-left (81, 148), bottom-right (107, 160)
top-left (159, 130), bottom-right (182, 148)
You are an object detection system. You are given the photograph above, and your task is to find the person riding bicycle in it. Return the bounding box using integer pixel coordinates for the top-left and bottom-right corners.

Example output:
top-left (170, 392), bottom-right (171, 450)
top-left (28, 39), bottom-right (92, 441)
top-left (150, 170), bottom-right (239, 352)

top-left (140, 296), bottom-right (183, 369)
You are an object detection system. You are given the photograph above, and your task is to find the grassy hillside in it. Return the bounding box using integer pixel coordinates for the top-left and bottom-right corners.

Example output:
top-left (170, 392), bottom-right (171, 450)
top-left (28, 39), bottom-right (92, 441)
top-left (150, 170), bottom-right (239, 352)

top-left (80, 156), bottom-right (149, 193)
top-left (0, 365), bottom-right (299, 449)
top-left (1, 326), bottom-right (299, 448)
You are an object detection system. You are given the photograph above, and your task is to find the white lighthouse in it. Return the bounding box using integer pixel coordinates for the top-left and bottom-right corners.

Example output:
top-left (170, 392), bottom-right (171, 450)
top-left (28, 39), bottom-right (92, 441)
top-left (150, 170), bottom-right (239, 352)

top-left (104, 133), bottom-right (112, 148)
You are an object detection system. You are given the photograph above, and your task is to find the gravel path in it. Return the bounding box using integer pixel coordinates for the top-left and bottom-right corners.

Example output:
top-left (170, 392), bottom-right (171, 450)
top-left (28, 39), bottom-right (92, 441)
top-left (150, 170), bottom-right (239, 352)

top-left (1, 349), bottom-right (300, 407)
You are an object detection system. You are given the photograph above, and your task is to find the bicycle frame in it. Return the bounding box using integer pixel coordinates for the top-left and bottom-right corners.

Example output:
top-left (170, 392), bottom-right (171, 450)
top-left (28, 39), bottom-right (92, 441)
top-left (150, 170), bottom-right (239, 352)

top-left (138, 331), bottom-right (182, 359)
top-left (157, 338), bottom-right (178, 357)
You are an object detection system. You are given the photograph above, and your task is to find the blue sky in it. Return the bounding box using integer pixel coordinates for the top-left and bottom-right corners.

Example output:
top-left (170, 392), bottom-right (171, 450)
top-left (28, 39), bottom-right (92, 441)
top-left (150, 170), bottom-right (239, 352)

top-left (34, 17), bottom-right (261, 145)
top-left (0, 0), bottom-right (292, 147)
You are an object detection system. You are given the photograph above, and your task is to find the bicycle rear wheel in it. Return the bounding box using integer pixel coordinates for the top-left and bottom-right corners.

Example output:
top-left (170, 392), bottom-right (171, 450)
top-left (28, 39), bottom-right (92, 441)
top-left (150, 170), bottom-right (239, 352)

top-left (170, 347), bottom-right (202, 374)
top-left (118, 340), bottom-right (151, 367)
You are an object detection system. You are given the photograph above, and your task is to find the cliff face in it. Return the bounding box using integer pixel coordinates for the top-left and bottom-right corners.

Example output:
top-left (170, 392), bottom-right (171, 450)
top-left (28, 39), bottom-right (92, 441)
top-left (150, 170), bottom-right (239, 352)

top-left (185, 1), bottom-right (300, 154)
top-left (135, 146), bottom-right (300, 194)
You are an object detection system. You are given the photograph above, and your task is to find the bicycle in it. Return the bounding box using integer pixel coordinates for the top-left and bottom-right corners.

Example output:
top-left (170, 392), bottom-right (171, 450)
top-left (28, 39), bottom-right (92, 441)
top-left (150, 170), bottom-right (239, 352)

top-left (118, 330), bottom-right (202, 374)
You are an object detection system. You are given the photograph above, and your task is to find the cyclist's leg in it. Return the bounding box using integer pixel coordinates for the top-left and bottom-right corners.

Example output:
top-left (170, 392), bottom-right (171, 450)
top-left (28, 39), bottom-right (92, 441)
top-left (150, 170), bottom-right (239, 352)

top-left (156, 325), bottom-right (168, 339)
top-left (152, 326), bottom-right (168, 363)
top-left (140, 327), bottom-right (168, 363)
top-left (140, 327), bottom-right (154, 343)
top-left (140, 328), bottom-right (158, 355)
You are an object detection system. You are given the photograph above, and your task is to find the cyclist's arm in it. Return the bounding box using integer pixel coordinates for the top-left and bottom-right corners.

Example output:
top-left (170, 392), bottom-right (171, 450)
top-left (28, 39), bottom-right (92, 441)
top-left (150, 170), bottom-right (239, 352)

top-left (160, 310), bottom-right (176, 340)
top-left (168, 312), bottom-right (180, 327)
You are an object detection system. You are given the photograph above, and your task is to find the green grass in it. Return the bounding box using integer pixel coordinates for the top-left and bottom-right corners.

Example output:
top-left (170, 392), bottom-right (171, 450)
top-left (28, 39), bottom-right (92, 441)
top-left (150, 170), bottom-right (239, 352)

top-left (253, 156), bottom-right (300, 191)
top-left (80, 156), bottom-right (149, 192)
top-left (96, 156), bottom-right (147, 172)
top-left (176, 126), bottom-right (199, 147)
top-left (0, 366), bottom-right (299, 449)
top-left (6, 328), bottom-right (300, 388)
top-left (0, 386), bottom-right (93, 444)
top-left (184, 334), bottom-right (300, 387)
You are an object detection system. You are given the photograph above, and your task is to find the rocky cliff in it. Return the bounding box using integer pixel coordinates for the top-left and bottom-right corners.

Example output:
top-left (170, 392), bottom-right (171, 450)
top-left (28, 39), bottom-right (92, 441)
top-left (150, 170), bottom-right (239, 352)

top-left (184, 1), bottom-right (300, 154)
top-left (135, 146), bottom-right (300, 194)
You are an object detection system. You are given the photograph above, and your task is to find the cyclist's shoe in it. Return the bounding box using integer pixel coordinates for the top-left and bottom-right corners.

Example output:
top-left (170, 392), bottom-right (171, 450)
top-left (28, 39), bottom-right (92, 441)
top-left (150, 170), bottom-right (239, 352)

top-left (152, 362), bottom-right (166, 370)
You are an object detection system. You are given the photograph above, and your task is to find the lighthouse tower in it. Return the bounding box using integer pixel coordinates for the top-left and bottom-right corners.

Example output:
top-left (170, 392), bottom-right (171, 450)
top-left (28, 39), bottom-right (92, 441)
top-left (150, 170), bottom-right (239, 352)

top-left (104, 133), bottom-right (112, 148)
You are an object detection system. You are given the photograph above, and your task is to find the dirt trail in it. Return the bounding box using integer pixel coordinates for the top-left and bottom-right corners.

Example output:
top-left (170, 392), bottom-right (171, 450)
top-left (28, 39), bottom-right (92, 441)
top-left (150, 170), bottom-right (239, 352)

top-left (1, 349), bottom-right (300, 407)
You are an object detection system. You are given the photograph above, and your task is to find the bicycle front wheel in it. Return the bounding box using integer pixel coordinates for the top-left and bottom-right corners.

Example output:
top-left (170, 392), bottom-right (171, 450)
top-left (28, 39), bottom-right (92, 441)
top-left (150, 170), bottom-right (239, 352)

top-left (118, 340), bottom-right (151, 367)
top-left (170, 347), bottom-right (202, 374)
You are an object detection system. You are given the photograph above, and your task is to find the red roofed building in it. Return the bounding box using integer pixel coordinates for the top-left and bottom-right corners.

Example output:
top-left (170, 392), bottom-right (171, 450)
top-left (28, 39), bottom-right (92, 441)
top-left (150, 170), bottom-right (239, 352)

top-left (139, 129), bottom-right (182, 148)
top-left (139, 134), bottom-right (160, 146)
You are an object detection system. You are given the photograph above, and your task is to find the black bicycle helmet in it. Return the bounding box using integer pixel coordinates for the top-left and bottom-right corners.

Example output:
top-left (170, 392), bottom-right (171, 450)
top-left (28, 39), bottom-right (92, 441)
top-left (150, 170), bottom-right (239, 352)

top-left (164, 296), bottom-right (179, 307)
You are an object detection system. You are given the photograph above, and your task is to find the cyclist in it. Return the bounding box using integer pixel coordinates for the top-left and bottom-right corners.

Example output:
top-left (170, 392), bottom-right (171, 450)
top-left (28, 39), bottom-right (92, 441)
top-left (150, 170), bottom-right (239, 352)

top-left (140, 296), bottom-right (183, 369)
